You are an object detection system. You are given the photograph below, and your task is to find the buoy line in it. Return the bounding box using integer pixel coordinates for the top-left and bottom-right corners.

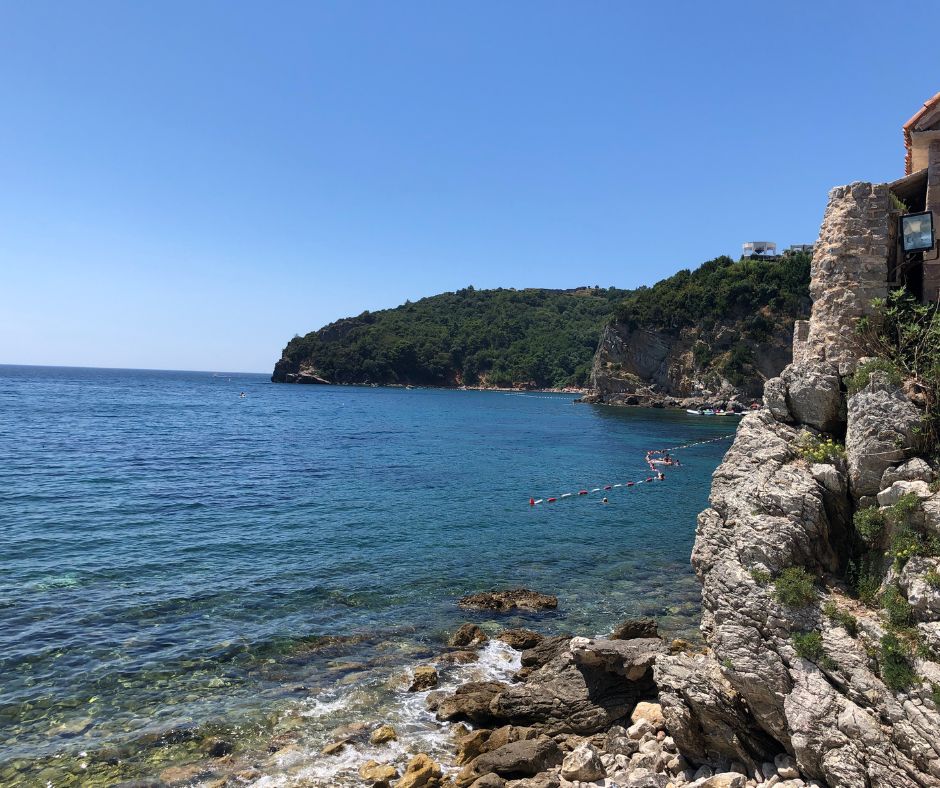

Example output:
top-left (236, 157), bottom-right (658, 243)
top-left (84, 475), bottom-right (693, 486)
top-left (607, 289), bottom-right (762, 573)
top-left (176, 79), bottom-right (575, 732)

top-left (528, 433), bottom-right (735, 505)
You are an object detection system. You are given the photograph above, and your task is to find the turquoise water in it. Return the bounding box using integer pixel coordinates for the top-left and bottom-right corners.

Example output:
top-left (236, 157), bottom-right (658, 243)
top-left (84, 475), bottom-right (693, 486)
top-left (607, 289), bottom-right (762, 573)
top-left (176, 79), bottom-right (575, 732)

top-left (0, 365), bottom-right (734, 784)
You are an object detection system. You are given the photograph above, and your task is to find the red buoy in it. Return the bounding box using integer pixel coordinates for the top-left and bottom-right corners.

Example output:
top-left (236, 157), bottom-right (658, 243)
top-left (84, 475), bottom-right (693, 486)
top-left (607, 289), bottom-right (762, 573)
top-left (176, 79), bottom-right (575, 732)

top-left (578, 490), bottom-right (588, 495)
top-left (626, 482), bottom-right (634, 487)
top-left (547, 497), bottom-right (557, 502)
top-left (646, 477), bottom-right (653, 482)
top-left (604, 485), bottom-right (612, 490)
top-left (529, 498), bottom-right (535, 506)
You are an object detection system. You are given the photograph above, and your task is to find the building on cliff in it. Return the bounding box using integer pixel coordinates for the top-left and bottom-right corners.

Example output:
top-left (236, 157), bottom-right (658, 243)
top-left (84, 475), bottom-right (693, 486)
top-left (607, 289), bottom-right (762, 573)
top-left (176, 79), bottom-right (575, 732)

top-left (893, 91), bottom-right (940, 303)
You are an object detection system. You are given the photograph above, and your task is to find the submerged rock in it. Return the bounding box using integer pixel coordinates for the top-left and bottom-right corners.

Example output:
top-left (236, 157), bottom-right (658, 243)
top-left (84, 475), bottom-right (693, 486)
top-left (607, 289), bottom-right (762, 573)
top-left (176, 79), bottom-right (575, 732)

top-left (497, 628), bottom-right (543, 650)
top-left (457, 589), bottom-right (558, 613)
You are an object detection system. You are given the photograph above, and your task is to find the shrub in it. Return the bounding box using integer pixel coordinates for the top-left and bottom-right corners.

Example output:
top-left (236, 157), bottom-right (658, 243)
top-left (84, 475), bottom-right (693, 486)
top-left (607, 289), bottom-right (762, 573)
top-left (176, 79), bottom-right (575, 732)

top-left (880, 633), bottom-right (917, 691)
top-left (775, 567), bottom-right (816, 607)
top-left (823, 601), bottom-right (859, 637)
top-left (847, 357), bottom-right (902, 394)
top-left (882, 585), bottom-right (914, 628)
top-left (847, 554), bottom-right (884, 605)
top-left (796, 434), bottom-right (846, 464)
top-left (854, 507), bottom-right (887, 548)
top-left (792, 630), bottom-right (824, 661)
top-left (932, 683), bottom-right (940, 707)
top-left (926, 569), bottom-right (940, 589)
top-left (750, 568), bottom-right (772, 585)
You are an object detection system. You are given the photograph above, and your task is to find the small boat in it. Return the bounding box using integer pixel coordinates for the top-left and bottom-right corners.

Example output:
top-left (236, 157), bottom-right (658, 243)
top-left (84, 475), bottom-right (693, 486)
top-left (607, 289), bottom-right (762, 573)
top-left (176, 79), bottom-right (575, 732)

top-left (686, 409), bottom-right (704, 415)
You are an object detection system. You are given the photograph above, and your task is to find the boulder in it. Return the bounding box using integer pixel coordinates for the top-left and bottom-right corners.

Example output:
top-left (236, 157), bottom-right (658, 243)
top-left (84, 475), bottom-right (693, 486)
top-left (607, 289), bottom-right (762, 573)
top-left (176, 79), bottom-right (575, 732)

top-left (876, 479), bottom-right (932, 507)
top-left (468, 775), bottom-right (505, 788)
top-left (394, 754), bottom-right (442, 788)
top-left (560, 742), bottom-right (605, 782)
top-left (846, 372), bottom-right (923, 498)
top-left (497, 628), bottom-right (543, 650)
top-left (569, 636), bottom-right (664, 680)
top-left (763, 376), bottom-right (792, 422)
top-left (899, 556), bottom-right (940, 622)
top-left (360, 760), bottom-right (399, 785)
top-left (696, 775), bottom-right (746, 788)
top-left (520, 635), bottom-right (571, 670)
top-left (450, 624), bottom-right (489, 648)
top-left (457, 589), bottom-right (558, 612)
top-left (610, 617), bottom-right (659, 640)
top-left (455, 728), bottom-right (491, 765)
top-left (780, 361), bottom-right (844, 433)
top-left (430, 681), bottom-right (508, 726)
top-left (458, 736), bottom-right (561, 785)
top-left (409, 666), bottom-right (439, 692)
top-left (882, 458), bottom-right (935, 487)
top-left (369, 724), bottom-right (398, 745)
top-left (630, 701), bottom-right (665, 729)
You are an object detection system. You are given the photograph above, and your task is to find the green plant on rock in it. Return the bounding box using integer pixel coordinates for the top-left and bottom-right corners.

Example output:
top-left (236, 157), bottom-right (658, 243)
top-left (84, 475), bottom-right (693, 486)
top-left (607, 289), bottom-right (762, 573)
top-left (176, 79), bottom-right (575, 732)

top-left (855, 288), bottom-right (940, 451)
top-left (880, 632), bottom-right (917, 691)
top-left (926, 569), bottom-right (940, 589)
top-left (932, 683), bottom-right (940, 707)
top-left (774, 566), bottom-right (816, 607)
top-left (854, 507), bottom-right (887, 548)
top-left (750, 568), bottom-right (772, 585)
top-left (847, 554), bottom-right (885, 605)
top-left (792, 630), bottom-right (824, 661)
top-left (823, 600), bottom-right (859, 637)
top-left (846, 357), bottom-right (903, 395)
top-left (796, 433), bottom-right (846, 464)
top-left (882, 584), bottom-right (914, 628)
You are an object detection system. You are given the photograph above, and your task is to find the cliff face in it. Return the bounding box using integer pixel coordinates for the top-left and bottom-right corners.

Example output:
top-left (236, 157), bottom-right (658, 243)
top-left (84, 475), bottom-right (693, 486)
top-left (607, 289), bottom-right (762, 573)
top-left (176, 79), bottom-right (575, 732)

top-left (586, 317), bottom-right (794, 408)
top-left (658, 182), bottom-right (940, 786)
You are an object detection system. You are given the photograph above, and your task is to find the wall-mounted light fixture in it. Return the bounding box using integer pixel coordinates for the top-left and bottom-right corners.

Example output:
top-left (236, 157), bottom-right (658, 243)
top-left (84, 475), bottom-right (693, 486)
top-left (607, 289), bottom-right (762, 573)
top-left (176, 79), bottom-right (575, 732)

top-left (901, 211), bottom-right (935, 253)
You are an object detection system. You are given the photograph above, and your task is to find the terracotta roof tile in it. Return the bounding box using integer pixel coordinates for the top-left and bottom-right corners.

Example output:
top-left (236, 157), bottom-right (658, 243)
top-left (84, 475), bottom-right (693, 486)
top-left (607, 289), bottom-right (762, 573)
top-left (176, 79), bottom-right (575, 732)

top-left (903, 92), bottom-right (940, 175)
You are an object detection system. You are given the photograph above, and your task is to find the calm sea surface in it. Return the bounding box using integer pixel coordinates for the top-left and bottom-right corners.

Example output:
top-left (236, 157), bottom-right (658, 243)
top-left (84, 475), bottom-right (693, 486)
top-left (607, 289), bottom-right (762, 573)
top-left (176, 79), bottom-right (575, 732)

top-left (0, 366), bottom-right (736, 785)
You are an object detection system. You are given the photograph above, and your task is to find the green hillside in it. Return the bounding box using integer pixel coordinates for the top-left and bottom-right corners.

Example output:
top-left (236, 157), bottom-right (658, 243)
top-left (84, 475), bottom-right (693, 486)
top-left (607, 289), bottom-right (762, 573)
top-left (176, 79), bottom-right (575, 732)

top-left (273, 286), bottom-right (629, 388)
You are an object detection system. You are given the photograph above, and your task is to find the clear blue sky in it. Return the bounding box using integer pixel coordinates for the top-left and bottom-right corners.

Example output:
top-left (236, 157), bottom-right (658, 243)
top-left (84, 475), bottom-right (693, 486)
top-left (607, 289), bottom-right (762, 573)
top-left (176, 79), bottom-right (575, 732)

top-left (2, 2), bottom-right (938, 373)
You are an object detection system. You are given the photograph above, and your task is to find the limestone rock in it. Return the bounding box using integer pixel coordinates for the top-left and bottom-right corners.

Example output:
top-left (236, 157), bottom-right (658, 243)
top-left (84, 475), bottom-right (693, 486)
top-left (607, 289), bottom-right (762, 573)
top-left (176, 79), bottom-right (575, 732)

top-left (882, 458), bottom-right (935, 487)
top-left (468, 775), bottom-right (505, 788)
top-left (394, 754), bottom-right (442, 788)
top-left (569, 636), bottom-right (664, 680)
top-left (492, 637), bottom-right (658, 735)
top-left (877, 479), bottom-right (932, 507)
top-left (451, 624), bottom-right (489, 648)
top-left (899, 556), bottom-right (940, 622)
top-left (780, 361), bottom-right (844, 433)
top-left (457, 589), bottom-right (557, 612)
top-left (630, 701), bottom-right (665, 729)
top-left (654, 652), bottom-right (776, 770)
top-left (560, 742), bottom-right (605, 782)
top-left (846, 371), bottom-right (923, 498)
top-left (763, 376), bottom-right (792, 422)
top-left (409, 666), bottom-right (439, 692)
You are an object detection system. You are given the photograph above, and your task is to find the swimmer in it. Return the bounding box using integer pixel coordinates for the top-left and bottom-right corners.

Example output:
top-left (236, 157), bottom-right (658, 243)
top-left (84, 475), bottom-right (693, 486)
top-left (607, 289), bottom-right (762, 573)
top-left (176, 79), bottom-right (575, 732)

top-left (602, 497), bottom-right (609, 504)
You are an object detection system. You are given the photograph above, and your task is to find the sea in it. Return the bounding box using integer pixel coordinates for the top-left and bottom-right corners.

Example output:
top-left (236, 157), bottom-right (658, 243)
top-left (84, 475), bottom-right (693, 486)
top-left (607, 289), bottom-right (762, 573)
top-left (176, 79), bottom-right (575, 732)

top-left (0, 365), bottom-right (737, 786)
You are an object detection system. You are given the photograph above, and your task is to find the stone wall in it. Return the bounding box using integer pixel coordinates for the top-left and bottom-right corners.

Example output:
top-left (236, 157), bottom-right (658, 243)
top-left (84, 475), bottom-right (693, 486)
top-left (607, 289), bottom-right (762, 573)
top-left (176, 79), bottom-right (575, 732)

top-left (804, 182), bottom-right (891, 375)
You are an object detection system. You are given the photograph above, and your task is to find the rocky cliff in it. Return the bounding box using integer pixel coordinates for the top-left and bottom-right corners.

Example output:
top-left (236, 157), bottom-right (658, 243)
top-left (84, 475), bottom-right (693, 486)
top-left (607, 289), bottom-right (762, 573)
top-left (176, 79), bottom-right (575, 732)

top-left (584, 318), bottom-right (794, 409)
top-left (663, 182), bottom-right (940, 786)
top-left (582, 254), bottom-right (811, 409)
